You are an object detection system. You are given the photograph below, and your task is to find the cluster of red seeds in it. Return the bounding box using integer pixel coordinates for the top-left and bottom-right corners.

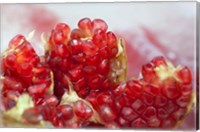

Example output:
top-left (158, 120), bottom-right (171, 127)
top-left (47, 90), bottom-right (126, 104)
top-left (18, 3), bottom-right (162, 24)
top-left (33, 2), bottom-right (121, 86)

top-left (1, 18), bottom-right (193, 129)
top-left (112, 56), bottom-right (193, 128)
top-left (46, 18), bottom-right (119, 99)
top-left (1, 35), bottom-right (54, 110)
top-left (85, 56), bottom-right (193, 128)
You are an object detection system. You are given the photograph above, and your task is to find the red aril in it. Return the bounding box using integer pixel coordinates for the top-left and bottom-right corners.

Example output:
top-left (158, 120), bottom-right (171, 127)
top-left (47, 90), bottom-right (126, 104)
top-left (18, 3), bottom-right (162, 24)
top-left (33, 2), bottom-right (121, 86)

top-left (1, 34), bottom-right (54, 110)
top-left (110, 56), bottom-right (194, 129)
top-left (45, 18), bottom-right (127, 99)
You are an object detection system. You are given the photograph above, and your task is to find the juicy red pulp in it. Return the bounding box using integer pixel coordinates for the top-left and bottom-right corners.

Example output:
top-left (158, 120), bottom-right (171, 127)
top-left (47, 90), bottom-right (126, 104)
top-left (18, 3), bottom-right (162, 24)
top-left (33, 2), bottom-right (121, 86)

top-left (46, 18), bottom-right (119, 99)
top-left (1, 35), bottom-right (54, 110)
top-left (1, 18), bottom-right (193, 129)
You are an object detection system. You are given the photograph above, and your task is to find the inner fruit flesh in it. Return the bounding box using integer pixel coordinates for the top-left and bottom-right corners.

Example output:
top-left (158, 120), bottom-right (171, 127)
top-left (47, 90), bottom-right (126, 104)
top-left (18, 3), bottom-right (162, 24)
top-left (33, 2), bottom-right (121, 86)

top-left (0, 18), bottom-right (194, 129)
top-left (45, 17), bottom-right (126, 99)
top-left (1, 34), bottom-right (53, 110)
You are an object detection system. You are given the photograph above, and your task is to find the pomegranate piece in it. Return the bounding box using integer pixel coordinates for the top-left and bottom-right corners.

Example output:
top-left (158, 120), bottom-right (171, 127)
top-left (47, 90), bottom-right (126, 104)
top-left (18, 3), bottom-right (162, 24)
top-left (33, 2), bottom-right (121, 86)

top-left (46, 18), bottom-right (126, 98)
top-left (110, 56), bottom-right (194, 129)
top-left (1, 34), bottom-right (53, 110)
top-left (1, 18), bottom-right (194, 129)
top-left (22, 107), bottom-right (43, 124)
top-left (74, 100), bottom-right (93, 120)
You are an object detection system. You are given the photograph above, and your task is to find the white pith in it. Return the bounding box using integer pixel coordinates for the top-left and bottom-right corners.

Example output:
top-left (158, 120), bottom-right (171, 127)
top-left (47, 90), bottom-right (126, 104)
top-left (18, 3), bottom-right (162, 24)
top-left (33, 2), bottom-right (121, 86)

top-left (3, 94), bottom-right (34, 122)
top-left (154, 61), bottom-right (182, 81)
top-left (60, 77), bottom-right (102, 124)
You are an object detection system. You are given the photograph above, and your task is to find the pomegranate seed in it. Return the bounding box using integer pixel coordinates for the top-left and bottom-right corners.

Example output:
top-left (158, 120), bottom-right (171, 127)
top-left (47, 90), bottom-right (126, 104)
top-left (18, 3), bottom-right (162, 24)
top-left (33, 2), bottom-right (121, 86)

top-left (176, 95), bottom-right (190, 107)
top-left (8, 34), bottom-right (25, 49)
top-left (57, 105), bottom-right (74, 120)
top-left (69, 40), bottom-right (83, 54)
top-left (55, 23), bottom-right (71, 37)
top-left (147, 117), bottom-right (160, 127)
top-left (163, 86), bottom-right (180, 99)
top-left (3, 98), bottom-right (16, 110)
top-left (28, 84), bottom-right (47, 97)
top-left (88, 74), bottom-right (103, 89)
top-left (171, 108), bottom-right (186, 120)
top-left (82, 40), bottom-right (99, 56)
top-left (155, 95), bottom-right (168, 107)
top-left (78, 18), bottom-right (92, 36)
top-left (92, 31), bottom-right (107, 48)
top-left (99, 105), bottom-right (116, 122)
top-left (106, 31), bottom-right (117, 49)
top-left (151, 56), bottom-right (167, 67)
top-left (118, 117), bottom-right (129, 127)
top-left (74, 78), bottom-right (86, 90)
top-left (98, 47), bottom-right (109, 59)
top-left (125, 80), bottom-right (143, 97)
top-left (97, 92), bottom-right (113, 105)
top-left (83, 66), bottom-right (96, 75)
top-left (23, 107), bottom-right (43, 124)
top-left (68, 65), bottom-right (83, 81)
top-left (71, 28), bottom-right (85, 39)
top-left (50, 30), bottom-right (66, 45)
top-left (4, 52), bottom-right (17, 69)
top-left (131, 99), bottom-right (146, 114)
top-left (2, 76), bottom-right (23, 92)
top-left (176, 66), bottom-right (192, 85)
top-left (143, 106), bottom-right (156, 120)
top-left (98, 59), bottom-right (110, 75)
top-left (16, 63), bottom-right (32, 76)
top-left (92, 19), bottom-right (108, 33)
top-left (131, 118), bottom-right (147, 128)
top-left (41, 95), bottom-right (59, 106)
top-left (74, 100), bottom-right (93, 120)
top-left (85, 54), bottom-right (101, 65)
top-left (158, 108), bottom-right (168, 119)
top-left (121, 107), bottom-right (137, 121)
top-left (142, 63), bottom-right (156, 82)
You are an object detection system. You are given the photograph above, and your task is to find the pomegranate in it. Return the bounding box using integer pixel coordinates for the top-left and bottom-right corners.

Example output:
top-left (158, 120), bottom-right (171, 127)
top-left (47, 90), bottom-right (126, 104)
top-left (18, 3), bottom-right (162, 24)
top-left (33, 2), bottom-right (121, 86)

top-left (45, 18), bottom-right (127, 99)
top-left (0, 18), bottom-right (194, 129)
top-left (21, 78), bottom-right (116, 128)
top-left (111, 56), bottom-right (194, 128)
top-left (1, 34), bottom-right (54, 110)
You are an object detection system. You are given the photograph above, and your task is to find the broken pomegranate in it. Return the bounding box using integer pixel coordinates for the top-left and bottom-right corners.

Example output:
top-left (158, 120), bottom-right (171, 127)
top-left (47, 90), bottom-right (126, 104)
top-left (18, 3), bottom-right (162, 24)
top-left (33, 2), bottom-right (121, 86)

top-left (111, 56), bottom-right (194, 128)
top-left (0, 18), bottom-right (194, 129)
top-left (1, 34), bottom-right (54, 110)
top-left (45, 18), bottom-right (127, 99)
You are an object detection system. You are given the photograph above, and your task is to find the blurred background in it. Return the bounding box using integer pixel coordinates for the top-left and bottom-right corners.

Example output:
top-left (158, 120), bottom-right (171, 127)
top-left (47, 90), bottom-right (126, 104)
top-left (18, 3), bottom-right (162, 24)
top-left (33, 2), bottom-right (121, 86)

top-left (0, 2), bottom-right (197, 130)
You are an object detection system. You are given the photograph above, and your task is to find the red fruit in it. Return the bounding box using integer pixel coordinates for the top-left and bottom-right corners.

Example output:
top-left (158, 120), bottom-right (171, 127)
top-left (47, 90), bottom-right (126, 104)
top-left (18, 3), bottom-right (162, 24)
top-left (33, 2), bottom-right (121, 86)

top-left (49, 23), bottom-right (70, 45)
top-left (175, 66), bottom-right (192, 85)
top-left (8, 34), bottom-right (26, 49)
top-left (42, 82), bottom-right (101, 128)
top-left (1, 34), bottom-right (53, 109)
top-left (1, 18), bottom-right (194, 129)
top-left (110, 56), bottom-right (194, 128)
top-left (57, 105), bottom-right (74, 120)
top-left (74, 100), bottom-right (93, 120)
top-left (22, 107), bottom-right (43, 124)
top-left (92, 19), bottom-right (108, 33)
top-left (78, 18), bottom-right (92, 36)
top-left (46, 18), bottom-right (126, 98)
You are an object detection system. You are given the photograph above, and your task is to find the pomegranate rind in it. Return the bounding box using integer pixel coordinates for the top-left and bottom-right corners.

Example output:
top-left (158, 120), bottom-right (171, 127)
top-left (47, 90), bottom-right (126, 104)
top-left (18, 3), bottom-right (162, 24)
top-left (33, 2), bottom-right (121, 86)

top-left (46, 71), bottom-right (54, 95)
top-left (112, 38), bottom-right (127, 83)
top-left (174, 92), bottom-right (195, 129)
top-left (60, 77), bottom-right (102, 125)
top-left (2, 94), bottom-right (54, 127)
top-left (2, 94), bottom-right (34, 123)
top-left (144, 59), bottom-right (195, 129)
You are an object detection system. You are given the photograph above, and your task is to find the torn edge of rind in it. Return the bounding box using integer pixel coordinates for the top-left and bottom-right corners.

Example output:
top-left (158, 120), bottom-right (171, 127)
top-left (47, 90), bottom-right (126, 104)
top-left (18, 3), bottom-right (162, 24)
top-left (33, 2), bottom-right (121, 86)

top-left (174, 92), bottom-right (195, 129)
